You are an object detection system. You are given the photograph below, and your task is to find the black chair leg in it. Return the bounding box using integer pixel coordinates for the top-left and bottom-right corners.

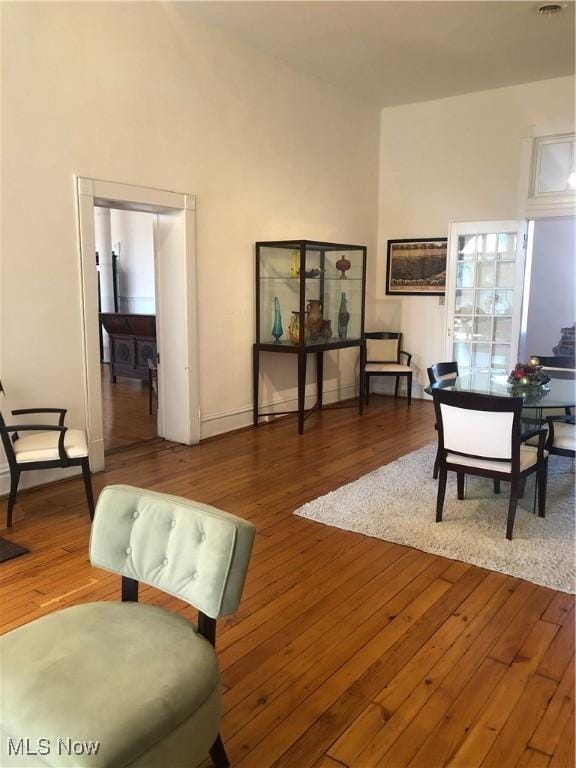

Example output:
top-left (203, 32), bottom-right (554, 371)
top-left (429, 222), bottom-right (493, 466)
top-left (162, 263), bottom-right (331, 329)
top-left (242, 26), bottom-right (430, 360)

top-left (433, 447), bottom-right (440, 480)
top-left (518, 476), bottom-right (527, 499)
top-left (457, 472), bottom-right (465, 500)
top-left (81, 458), bottom-right (95, 521)
top-left (537, 460), bottom-right (548, 518)
top-left (209, 734), bottom-right (229, 768)
top-left (394, 376), bottom-right (400, 399)
top-left (436, 467), bottom-right (447, 522)
top-left (365, 375), bottom-right (370, 405)
top-left (506, 479), bottom-right (519, 540)
top-left (407, 373), bottom-right (412, 406)
top-left (7, 469), bottom-right (20, 528)
top-left (493, 479), bottom-right (501, 494)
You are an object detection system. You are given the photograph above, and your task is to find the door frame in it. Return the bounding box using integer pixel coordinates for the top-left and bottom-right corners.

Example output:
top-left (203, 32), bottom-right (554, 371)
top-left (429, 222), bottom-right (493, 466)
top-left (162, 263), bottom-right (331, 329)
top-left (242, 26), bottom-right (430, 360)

top-left (444, 220), bottom-right (528, 371)
top-left (75, 177), bottom-right (200, 471)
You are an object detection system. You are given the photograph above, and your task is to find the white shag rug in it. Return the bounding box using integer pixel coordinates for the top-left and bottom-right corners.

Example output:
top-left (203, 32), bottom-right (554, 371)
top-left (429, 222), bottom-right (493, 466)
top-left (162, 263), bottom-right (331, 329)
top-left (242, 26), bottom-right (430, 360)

top-left (295, 444), bottom-right (576, 593)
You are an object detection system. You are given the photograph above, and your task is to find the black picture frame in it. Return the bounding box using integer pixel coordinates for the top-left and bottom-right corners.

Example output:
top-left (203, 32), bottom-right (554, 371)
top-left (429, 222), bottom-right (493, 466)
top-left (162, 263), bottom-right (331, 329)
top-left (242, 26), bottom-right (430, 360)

top-left (386, 237), bottom-right (447, 296)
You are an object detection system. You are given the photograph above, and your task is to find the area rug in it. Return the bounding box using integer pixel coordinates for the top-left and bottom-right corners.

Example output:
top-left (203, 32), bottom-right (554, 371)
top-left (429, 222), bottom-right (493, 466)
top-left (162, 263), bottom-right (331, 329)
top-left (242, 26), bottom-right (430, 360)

top-left (295, 444), bottom-right (575, 593)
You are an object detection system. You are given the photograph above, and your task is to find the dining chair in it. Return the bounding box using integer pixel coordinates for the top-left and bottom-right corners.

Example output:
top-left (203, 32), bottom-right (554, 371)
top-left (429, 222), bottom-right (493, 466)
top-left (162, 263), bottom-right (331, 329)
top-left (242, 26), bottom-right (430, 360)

top-left (427, 362), bottom-right (459, 479)
top-left (0, 485), bottom-right (256, 768)
top-left (363, 332), bottom-right (413, 406)
top-left (0, 381), bottom-right (94, 528)
top-left (432, 389), bottom-right (548, 540)
top-left (546, 415), bottom-right (575, 458)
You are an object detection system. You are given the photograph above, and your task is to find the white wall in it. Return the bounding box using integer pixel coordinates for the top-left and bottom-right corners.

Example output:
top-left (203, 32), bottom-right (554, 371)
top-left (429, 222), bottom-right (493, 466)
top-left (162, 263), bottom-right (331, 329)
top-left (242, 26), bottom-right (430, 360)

top-left (0, 2), bottom-right (379, 490)
top-left (110, 209), bottom-right (156, 315)
top-left (374, 76), bottom-right (575, 396)
top-left (520, 216), bottom-right (576, 360)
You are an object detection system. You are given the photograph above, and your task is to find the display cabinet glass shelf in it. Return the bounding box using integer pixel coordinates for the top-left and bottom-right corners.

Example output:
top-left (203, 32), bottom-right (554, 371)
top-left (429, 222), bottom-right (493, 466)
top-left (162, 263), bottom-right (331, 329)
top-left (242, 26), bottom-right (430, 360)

top-left (254, 239), bottom-right (367, 433)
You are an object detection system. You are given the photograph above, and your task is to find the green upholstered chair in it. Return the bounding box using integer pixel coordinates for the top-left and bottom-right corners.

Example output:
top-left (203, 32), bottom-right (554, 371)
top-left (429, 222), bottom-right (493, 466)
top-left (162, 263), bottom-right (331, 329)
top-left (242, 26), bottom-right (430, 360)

top-left (0, 485), bottom-right (256, 768)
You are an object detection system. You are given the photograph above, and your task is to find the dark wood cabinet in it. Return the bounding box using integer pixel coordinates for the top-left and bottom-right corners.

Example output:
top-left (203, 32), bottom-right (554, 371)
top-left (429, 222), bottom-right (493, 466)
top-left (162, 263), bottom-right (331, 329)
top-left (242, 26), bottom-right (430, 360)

top-left (100, 313), bottom-right (156, 383)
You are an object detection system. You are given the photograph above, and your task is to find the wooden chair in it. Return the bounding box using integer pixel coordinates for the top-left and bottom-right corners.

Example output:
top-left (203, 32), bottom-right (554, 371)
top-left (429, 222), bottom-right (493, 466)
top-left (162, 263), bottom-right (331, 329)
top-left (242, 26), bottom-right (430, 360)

top-left (0, 381), bottom-right (94, 528)
top-left (0, 485), bottom-right (255, 768)
top-left (427, 362), bottom-right (459, 479)
top-left (363, 332), bottom-right (413, 406)
top-left (427, 361), bottom-right (459, 387)
top-left (147, 358), bottom-right (158, 415)
top-left (546, 415), bottom-right (575, 458)
top-left (432, 389), bottom-right (548, 540)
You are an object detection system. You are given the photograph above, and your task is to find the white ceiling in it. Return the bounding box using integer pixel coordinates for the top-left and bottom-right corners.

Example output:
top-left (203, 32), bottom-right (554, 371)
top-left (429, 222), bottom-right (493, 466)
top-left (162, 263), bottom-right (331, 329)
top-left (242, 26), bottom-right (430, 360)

top-left (181, 1), bottom-right (575, 107)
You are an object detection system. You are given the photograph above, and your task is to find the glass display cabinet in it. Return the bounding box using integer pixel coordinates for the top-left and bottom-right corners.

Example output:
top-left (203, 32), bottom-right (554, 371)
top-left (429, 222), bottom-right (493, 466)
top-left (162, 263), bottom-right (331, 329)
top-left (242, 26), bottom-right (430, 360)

top-left (253, 239), bottom-right (367, 433)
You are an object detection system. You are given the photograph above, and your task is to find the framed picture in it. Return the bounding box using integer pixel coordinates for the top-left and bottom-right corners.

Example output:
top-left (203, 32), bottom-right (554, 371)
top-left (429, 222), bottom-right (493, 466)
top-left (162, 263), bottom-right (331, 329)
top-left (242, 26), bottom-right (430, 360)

top-left (386, 237), bottom-right (447, 296)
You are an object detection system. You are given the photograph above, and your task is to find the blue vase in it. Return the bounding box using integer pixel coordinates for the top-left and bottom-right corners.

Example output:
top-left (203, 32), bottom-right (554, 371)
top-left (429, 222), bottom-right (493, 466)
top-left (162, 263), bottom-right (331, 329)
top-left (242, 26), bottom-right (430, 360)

top-left (272, 296), bottom-right (283, 342)
top-left (338, 292), bottom-right (350, 339)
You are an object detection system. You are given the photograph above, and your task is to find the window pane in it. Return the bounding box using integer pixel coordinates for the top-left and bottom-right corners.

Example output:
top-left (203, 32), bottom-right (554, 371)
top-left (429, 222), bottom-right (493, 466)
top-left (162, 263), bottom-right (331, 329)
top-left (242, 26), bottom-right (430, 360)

top-left (458, 235), bottom-right (478, 260)
top-left (493, 316), bottom-right (512, 342)
top-left (496, 262), bottom-right (515, 289)
top-left (454, 317), bottom-right (473, 341)
top-left (538, 140), bottom-right (574, 193)
top-left (472, 343), bottom-right (491, 369)
top-left (455, 289), bottom-right (474, 314)
top-left (491, 344), bottom-right (510, 371)
top-left (475, 289), bottom-right (494, 315)
top-left (478, 233), bottom-right (497, 261)
top-left (494, 290), bottom-right (513, 315)
top-left (473, 316), bottom-right (492, 342)
top-left (454, 342), bottom-right (471, 370)
top-left (456, 262), bottom-right (475, 288)
top-left (497, 233), bottom-right (516, 260)
top-left (476, 262), bottom-right (495, 288)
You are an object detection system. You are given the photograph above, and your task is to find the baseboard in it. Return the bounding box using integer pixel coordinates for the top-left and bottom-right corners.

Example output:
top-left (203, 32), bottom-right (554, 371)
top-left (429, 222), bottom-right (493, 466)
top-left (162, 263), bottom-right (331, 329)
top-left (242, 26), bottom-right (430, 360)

top-left (0, 464), bottom-right (81, 498)
top-left (200, 383), bottom-right (358, 440)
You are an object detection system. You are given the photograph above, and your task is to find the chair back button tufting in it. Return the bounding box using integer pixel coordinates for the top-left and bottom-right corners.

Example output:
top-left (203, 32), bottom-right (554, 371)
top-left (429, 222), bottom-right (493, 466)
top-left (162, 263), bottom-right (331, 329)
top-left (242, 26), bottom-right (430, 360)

top-left (133, 511), bottom-right (140, 519)
top-left (125, 546), bottom-right (132, 555)
top-left (163, 557), bottom-right (169, 566)
top-left (170, 520), bottom-right (176, 528)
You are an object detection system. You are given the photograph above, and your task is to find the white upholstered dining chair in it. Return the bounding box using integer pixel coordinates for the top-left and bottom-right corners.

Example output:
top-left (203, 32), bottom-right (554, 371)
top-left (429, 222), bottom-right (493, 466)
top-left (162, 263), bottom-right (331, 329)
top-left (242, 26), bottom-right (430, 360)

top-left (432, 389), bottom-right (549, 540)
top-left (0, 380), bottom-right (94, 527)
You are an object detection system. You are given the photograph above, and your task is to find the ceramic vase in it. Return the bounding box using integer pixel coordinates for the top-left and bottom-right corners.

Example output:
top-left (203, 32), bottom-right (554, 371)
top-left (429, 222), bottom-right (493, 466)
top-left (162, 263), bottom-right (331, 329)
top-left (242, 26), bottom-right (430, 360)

top-left (336, 256), bottom-right (351, 279)
top-left (288, 311), bottom-right (301, 344)
top-left (338, 292), bottom-right (350, 340)
top-left (321, 319), bottom-right (332, 340)
top-left (271, 296), bottom-right (283, 342)
top-left (306, 299), bottom-right (323, 340)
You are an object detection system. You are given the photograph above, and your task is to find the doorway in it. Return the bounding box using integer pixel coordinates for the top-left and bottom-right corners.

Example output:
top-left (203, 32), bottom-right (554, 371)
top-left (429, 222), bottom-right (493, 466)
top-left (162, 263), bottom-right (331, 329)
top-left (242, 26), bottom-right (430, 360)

top-left (95, 207), bottom-right (158, 453)
top-left (76, 178), bottom-right (200, 472)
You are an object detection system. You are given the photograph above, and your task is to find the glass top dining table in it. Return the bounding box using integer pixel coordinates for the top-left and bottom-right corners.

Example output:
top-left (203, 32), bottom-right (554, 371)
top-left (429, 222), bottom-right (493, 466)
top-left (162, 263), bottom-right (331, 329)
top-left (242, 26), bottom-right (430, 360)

top-left (425, 370), bottom-right (575, 412)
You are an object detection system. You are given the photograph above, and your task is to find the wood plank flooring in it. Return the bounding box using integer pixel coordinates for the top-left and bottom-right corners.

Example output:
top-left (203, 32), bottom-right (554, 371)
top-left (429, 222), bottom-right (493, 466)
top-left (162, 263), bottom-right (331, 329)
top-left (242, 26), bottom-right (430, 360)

top-left (101, 363), bottom-right (157, 451)
top-left (1, 396), bottom-right (574, 767)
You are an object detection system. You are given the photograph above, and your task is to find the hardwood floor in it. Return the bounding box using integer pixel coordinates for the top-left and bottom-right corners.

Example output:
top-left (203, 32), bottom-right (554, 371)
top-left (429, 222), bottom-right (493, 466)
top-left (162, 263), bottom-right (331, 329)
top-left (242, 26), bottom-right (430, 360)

top-left (101, 363), bottom-right (157, 451)
top-left (1, 396), bottom-right (574, 768)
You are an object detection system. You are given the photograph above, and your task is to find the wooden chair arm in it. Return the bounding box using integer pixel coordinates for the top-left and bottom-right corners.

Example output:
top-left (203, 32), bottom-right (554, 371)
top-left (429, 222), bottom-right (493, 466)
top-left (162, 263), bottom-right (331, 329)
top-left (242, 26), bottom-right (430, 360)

top-left (400, 350), bottom-right (412, 366)
top-left (12, 408), bottom-right (67, 426)
top-left (5, 424), bottom-right (68, 461)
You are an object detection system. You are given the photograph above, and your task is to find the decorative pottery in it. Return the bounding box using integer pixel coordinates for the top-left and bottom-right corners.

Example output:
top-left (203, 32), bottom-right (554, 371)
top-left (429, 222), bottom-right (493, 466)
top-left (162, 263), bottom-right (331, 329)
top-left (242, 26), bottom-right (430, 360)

top-left (306, 299), bottom-right (323, 340)
top-left (338, 292), bottom-right (350, 339)
top-left (288, 311), bottom-right (302, 344)
top-left (321, 320), bottom-right (332, 340)
top-left (290, 250), bottom-right (300, 278)
top-left (336, 256), bottom-right (351, 279)
top-left (271, 296), bottom-right (283, 342)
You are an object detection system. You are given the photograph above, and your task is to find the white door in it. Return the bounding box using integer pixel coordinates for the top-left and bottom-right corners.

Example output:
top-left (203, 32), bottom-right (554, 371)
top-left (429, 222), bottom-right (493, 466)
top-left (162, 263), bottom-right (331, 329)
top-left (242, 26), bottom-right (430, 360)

top-left (445, 220), bottom-right (528, 389)
top-left (154, 210), bottom-right (199, 445)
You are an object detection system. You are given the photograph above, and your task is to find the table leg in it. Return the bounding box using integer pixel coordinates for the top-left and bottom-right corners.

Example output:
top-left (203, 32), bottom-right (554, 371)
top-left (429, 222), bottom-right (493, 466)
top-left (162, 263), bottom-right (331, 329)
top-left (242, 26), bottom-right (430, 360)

top-left (298, 350), bottom-right (307, 434)
top-left (359, 343), bottom-right (365, 415)
top-left (316, 351), bottom-right (323, 410)
top-left (252, 345), bottom-right (259, 426)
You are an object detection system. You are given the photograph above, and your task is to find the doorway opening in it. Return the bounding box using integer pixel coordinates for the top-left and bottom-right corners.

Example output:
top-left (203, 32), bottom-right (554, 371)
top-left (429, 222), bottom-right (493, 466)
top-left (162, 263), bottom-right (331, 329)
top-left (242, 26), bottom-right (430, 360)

top-left (95, 207), bottom-right (158, 453)
top-left (76, 178), bottom-right (200, 473)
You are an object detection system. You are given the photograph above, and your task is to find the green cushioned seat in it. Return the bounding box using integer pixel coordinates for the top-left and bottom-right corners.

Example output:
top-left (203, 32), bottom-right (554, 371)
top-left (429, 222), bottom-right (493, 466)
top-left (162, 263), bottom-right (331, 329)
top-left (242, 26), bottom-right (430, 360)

top-left (0, 486), bottom-right (255, 768)
top-left (0, 602), bottom-right (220, 768)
